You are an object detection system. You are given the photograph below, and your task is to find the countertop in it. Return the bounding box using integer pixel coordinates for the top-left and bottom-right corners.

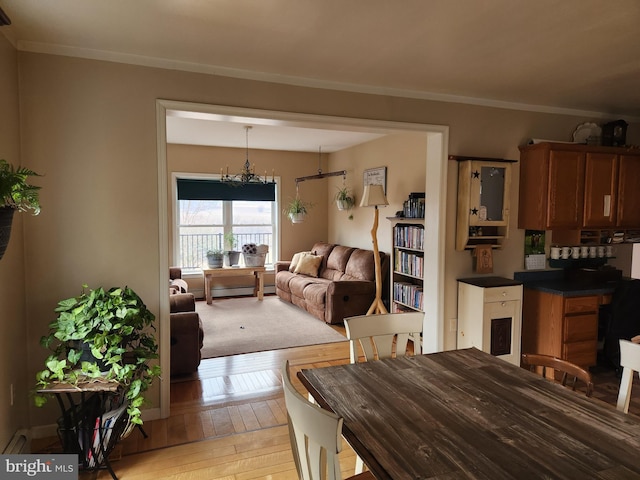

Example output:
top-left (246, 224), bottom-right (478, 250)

top-left (458, 276), bottom-right (522, 288)
top-left (513, 270), bottom-right (621, 297)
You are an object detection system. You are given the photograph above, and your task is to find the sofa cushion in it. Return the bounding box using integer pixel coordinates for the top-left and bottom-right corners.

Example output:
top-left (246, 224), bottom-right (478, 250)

top-left (311, 242), bottom-right (336, 273)
top-left (294, 253), bottom-right (323, 277)
top-left (342, 249), bottom-right (376, 281)
top-left (289, 251), bottom-right (312, 272)
top-left (322, 246), bottom-right (355, 281)
top-left (289, 275), bottom-right (331, 298)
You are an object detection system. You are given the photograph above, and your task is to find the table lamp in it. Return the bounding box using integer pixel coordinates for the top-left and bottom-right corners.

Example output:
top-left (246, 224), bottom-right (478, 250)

top-left (360, 184), bottom-right (389, 314)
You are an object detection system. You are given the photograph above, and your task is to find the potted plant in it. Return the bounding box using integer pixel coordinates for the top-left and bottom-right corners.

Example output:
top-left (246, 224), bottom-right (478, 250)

top-left (206, 249), bottom-right (224, 268)
top-left (223, 232), bottom-right (240, 266)
top-left (284, 197), bottom-right (313, 224)
top-left (33, 285), bottom-right (161, 426)
top-left (0, 159), bottom-right (42, 260)
top-left (334, 186), bottom-right (356, 211)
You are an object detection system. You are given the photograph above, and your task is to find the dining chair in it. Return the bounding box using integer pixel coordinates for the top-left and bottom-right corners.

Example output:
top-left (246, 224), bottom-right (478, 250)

top-left (281, 361), bottom-right (374, 480)
top-left (616, 339), bottom-right (640, 413)
top-left (521, 353), bottom-right (594, 397)
top-left (344, 311), bottom-right (424, 363)
top-left (344, 311), bottom-right (423, 474)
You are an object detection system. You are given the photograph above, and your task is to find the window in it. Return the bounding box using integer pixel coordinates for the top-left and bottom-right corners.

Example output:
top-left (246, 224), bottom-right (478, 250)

top-left (175, 177), bottom-right (278, 269)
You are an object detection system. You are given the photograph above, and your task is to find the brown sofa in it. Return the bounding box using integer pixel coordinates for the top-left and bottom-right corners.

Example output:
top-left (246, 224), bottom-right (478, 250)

top-left (275, 242), bottom-right (389, 324)
top-left (169, 268), bottom-right (204, 376)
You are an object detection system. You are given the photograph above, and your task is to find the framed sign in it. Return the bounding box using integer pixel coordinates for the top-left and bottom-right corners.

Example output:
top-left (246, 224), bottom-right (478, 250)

top-left (363, 167), bottom-right (387, 193)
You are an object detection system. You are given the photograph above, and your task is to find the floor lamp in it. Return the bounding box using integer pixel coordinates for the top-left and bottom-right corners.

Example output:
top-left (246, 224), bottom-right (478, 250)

top-left (360, 184), bottom-right (389, 315)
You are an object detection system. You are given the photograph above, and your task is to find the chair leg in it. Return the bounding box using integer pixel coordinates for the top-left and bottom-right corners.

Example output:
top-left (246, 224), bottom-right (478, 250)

top-left (617, 368), bottom-right (635, 413)
top-left (355, 455), bottom-right (364, 474)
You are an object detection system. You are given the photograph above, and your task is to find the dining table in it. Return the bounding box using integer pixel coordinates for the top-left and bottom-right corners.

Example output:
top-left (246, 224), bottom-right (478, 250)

top-left (298, 347), bottom-right (640, 479)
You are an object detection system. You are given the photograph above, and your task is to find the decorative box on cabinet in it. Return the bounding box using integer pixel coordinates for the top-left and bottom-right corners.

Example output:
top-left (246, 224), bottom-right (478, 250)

top-left (452, 156), bottom-right (514, 251)
top-left (389, 218), bottom-right (424, 313)
top-left (457, 277), bottom-right (523, 366)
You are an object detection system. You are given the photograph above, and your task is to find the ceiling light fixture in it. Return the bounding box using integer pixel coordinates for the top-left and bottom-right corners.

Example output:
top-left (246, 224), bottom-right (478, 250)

top-left (221, 126), bottom-right (275, 185)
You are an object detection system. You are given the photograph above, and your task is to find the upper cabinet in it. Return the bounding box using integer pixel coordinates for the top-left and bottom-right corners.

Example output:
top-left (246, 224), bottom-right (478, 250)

top-left (518, 142), bottom-right (640, 231)
top-left (454, 156), bottom-right (514, 251)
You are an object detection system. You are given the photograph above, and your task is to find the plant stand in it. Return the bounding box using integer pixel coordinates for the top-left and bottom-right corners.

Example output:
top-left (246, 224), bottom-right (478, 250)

top-left (38, 380), bottom-right (146, 480)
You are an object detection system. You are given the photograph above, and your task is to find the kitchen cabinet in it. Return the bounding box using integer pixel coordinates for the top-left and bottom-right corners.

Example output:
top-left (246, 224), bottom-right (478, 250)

top-left (583, 152), bottom-right (617, 227)
top-left (521, 289), bottom-right (602, 368)
top-left (617, 154), bottom-right (640, 227)
top-left (457, 277), bottom-right (523, 366)
top-left (518, 142), bottom-right (640, 232)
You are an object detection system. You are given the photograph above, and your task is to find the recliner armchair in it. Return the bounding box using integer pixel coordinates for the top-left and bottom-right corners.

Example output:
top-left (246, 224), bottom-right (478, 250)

top-left (169, 267), bottom-right (204, 376)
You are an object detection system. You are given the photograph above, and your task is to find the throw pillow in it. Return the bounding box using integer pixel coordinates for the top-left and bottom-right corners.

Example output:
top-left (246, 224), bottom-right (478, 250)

top-left (294, 253), bottom-right (323, 277)
top-left (289, 251), bottom-right (312, 272)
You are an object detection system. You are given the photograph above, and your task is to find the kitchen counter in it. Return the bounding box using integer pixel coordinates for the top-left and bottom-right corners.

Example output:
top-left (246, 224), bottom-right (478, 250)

top-left (514, 270), bottom-right (621, 297)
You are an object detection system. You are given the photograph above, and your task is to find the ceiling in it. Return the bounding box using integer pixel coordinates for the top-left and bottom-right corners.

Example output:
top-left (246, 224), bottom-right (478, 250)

top-left (1, 0), bottom-right (639, 151)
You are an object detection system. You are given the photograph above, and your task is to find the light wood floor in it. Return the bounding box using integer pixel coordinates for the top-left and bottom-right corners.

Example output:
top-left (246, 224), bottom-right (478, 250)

top-left (35, 326), bottom-right (640, 480)
top-left (37, 325), bottom-right (356, 479)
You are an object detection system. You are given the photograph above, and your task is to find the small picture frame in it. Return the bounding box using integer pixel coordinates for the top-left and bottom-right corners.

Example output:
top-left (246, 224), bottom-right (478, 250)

top-left (363, 167), bottom-right (387, 193)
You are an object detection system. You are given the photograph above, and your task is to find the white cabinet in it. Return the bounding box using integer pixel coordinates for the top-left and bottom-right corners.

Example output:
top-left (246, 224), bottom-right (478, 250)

top-left (457, 277), bottom-right (523, 366)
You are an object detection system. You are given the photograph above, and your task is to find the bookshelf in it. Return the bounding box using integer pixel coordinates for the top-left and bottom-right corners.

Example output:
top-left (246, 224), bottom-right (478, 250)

top-left (389, 217), bottom-right (425, 313)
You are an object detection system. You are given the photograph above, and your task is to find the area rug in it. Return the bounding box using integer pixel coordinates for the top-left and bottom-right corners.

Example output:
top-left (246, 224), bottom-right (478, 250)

top-left (197, 296), bottom-right (347, 358)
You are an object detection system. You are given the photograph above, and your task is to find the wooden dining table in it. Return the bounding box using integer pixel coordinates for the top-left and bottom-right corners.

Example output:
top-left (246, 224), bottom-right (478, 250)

top-left (298, 347), bottom-right (640, 479)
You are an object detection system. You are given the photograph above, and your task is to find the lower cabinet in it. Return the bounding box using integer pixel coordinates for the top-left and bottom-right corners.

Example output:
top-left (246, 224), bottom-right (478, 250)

top-left (457, 278), bottom-right (523, 366)
top-left (522, 289), bottom-right (599, 368)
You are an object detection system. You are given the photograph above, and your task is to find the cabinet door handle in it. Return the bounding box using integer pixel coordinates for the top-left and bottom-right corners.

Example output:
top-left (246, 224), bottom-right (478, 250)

top-left (501, 302), bottom-right (506, 307)
top-left (603, 194), bottom-right (611, 217)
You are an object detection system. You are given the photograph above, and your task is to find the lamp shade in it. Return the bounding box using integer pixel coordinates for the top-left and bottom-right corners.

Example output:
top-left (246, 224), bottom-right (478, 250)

top-left (360, 184), bottom-right (388, 207)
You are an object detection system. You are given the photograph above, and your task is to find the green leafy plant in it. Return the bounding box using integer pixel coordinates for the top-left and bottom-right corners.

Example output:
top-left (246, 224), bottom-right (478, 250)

top-left (284, 197), bottom-right (312, 215)
top-left (224, 232), bottom-right (238, 251)
top-left (334, 186), bottom-right (355, 211)
top-left (0, 159), bottom-right (42, 214)
top-left (34, 285), bottom-right (161, 425)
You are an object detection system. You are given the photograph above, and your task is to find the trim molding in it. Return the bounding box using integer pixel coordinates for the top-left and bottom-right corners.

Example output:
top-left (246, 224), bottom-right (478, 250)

top-left (20, 41), bottom-right (639, 122)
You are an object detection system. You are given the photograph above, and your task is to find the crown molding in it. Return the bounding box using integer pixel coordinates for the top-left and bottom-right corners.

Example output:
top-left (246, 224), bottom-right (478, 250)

top-left (17, 40), bottom-right (640, 123)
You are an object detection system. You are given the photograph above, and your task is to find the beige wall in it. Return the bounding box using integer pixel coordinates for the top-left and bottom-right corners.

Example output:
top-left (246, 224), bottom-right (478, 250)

top-left (0, 35), bottom-right (29, 449)
top-left (8, 49), bottom-right (639, 430)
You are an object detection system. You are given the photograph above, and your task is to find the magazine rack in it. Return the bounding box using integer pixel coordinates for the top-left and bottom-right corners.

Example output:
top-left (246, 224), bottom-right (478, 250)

top-left (38, 380), bottom-right (140, 480)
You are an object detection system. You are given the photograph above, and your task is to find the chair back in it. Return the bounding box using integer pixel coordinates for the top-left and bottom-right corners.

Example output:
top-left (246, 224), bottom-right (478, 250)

top-left (616, 339), bottom-right (640, 413)
top-left (521, 353), bottom-right (594, 397)
top-left (344, 312), bottom-right (423, 363)
top-left (281, 360), bottom-right (343, 480)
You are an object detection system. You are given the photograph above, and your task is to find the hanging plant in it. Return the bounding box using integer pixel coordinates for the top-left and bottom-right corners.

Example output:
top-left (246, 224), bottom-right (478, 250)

top-left (334, 186), bottom-right (356, 211)
top-left (0, 159), bottom-right (42, 260)
top-left (284, 197), bottom-right (313, 223)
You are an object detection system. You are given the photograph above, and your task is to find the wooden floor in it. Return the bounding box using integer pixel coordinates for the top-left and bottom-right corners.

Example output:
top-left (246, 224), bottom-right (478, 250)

top-left (34, 328), bottom-right (640, 480)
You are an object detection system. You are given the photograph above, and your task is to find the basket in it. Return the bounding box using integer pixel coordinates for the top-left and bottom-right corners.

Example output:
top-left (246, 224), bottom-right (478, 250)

top-left (243, 253), bottom-right (266, 267)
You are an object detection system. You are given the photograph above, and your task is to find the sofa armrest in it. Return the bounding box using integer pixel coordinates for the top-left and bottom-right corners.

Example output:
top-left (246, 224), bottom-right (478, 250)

top-left (170, 311), bottom-right (204, 376)
top-left (325, 280), bottom-right (377, 324)
top-left (170, 292), bottom-right (196, 313)
top-left (275, 261), bottom-right (291, 273)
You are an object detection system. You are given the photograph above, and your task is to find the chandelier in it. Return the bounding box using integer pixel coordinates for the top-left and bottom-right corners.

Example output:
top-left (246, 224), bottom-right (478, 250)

top-left (221, 126), bottom-right (275, 185)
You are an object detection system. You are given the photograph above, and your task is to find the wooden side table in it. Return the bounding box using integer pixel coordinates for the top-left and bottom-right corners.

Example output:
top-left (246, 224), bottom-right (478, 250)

top-left (203, 266), bottom-right (266, 305)
top-left (37, 379), bottom-right (142, 480)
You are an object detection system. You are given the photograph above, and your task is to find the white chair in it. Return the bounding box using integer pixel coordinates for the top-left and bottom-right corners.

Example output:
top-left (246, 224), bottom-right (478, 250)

top-left (344, 311), bottom-right (423, 363)
top-left (616, 339), bottom-right (640, 413)
top-left (281, 361), bottom-right (374, 480)
top-left (344, 311), bottom-right (423, 473)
